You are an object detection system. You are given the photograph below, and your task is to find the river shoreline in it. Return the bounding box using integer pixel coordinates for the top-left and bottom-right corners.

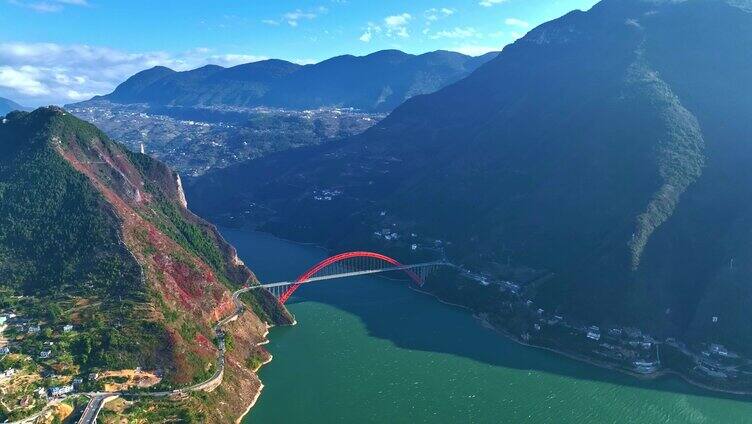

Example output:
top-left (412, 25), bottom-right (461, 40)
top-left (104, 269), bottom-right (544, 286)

top-left (236, 381), bottom-right (264, 424)
top-left (236, 353), bottom-right (274, 424)
top-left (233, 303), bottom-right (298, 422)
top-left (411, 284), bottom-right (752, 398)
top-left (235, 323), bottom-right (273, 423)
top-left (222, 226), bottom-right (751, 423)
top-left (486, 316), bottom-right (752, 397)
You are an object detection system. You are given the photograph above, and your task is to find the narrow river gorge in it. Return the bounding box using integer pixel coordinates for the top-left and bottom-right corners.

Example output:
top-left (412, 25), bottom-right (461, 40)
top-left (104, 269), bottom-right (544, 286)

top-left (219, 228), bottom-right (752, 423)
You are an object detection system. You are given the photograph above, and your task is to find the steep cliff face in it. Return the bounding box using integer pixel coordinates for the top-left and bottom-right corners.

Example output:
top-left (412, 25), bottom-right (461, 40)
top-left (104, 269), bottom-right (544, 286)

top-left (0, 107), bottom-right (291, 422)
top-left (176, 173), bottom-right (188, 208)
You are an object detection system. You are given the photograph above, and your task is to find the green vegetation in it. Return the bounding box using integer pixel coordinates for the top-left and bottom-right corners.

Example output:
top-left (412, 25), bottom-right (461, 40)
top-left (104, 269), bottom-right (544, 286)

top-left (224, 332), bottom-right (234, 352)
top-left (0, 109), bottom-right (140, 297)
top-left (239, 292), bottom-right (269, 323)
top-left (69, 316), bottom-right (166, 370)
top-left (151, 200), bottom-right (224, 272)
top-left (185, 351), bottom-right (214, 385)
top-left (245, 351), bottom-right (265, 371)
top-left (624, 59), bottom-right (705, 269)
top-left (0, 353), bottom-right (45, 422)
top-left (99, 398), bottom-right (205, 423)
top-left (240, 290), bottom-right (290, 325)
top-left (0, 107), bottom-right (291, 422)
top-left (5, 294), bottom-right (167, 377)
top-left (178, 320), bottom-right (199, 342)
top-left (124, 149), bottom-right (228, 277)
top-left (0, 108), bottom-right (168, 381)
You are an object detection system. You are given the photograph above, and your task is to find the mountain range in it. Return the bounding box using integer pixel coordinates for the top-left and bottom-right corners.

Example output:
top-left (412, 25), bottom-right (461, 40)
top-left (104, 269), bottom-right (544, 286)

top-left (0, 97), bottom-right (29, 115)
top-left (93, 50), bottom-right (498, 112)
top-left (186, 0), bottom-right (752, 363)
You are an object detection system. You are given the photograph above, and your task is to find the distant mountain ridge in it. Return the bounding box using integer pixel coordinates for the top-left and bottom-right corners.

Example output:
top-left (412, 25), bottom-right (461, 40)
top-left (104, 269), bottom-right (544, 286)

top-left (93, 50), bottom-right (498, 112)
top-left (0, 96), bottom-right (29, 115)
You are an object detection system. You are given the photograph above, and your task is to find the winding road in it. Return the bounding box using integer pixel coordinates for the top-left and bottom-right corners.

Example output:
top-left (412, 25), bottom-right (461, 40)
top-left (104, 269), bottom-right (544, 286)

top-left (75, 285), bottom-right (250, 423)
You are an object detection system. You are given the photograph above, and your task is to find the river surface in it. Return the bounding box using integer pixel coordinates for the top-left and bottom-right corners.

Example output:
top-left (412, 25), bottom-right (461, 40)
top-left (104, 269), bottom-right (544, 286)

top-left (221, 228), bottom-right (752, 423)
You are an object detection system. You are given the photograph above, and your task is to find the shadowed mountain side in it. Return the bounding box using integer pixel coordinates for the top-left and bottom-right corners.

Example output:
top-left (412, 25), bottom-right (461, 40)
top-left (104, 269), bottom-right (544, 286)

top-left (0, 96), bottom-right (30, 115)
top-left (187, 0), bottom-right (752, 359)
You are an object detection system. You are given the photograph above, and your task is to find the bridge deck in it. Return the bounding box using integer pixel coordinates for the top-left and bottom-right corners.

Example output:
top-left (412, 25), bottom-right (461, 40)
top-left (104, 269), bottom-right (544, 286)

top-left (246, 261), bottom-right (448, 290)
top-left (256, 262), bottom-right (446, 289)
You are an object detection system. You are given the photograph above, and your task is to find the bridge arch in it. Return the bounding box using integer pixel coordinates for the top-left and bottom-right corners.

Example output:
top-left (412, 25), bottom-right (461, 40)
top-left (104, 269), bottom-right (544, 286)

top-left (278, 251), bottom-right (423, 304)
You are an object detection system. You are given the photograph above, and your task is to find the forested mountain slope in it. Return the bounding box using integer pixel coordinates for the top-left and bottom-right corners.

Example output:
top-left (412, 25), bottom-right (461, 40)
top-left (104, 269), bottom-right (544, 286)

top-left (0, 107), bottom-right (290, 422)
top-left (187, 0), bottom-right (752, 359)
top-left (94, 50), bottom-right (498, 112)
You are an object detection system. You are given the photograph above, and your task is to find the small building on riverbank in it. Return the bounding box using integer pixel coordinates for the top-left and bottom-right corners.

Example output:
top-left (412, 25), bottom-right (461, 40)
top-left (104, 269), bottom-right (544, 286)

top-left (587, 326), bottom-right (601, 341)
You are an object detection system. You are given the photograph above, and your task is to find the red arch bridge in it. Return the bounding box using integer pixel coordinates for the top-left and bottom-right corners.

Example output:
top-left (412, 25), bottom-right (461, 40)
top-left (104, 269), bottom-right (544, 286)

top-left (240, 251), bottom-right (449, 304)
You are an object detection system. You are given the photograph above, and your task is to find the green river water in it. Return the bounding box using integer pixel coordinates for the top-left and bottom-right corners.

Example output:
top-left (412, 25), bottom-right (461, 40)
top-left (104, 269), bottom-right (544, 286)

top-left (221, 228), bottom-right (752, 423)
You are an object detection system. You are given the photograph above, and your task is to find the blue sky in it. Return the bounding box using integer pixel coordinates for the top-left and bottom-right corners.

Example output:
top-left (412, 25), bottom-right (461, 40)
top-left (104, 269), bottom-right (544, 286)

top-left (0, 0), bottom-right (599, 106)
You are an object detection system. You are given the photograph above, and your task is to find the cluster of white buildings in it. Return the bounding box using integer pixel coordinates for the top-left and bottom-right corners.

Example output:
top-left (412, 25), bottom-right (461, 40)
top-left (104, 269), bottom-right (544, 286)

top-left (587, 326), bottom-right (601, 341)
top-left (48, 385), bottom-right (74, 397)
top-left (313, 189), bottom-right (342, 201)
top-left (374, 228), bottom-right (399, 241)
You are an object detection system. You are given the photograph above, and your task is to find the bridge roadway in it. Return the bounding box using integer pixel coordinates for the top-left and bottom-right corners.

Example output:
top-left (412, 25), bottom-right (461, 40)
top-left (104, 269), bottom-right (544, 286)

top-left (76, 393), bottom-right (117, 424)
top-left (251, 261), bottom-right (448, 290)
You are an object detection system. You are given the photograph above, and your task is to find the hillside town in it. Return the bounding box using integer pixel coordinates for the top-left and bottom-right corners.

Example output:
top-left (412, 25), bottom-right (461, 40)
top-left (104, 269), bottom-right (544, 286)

top-left (0, 306), bottom-right (165, 422)
top-left (68, 101), bottom-right (384, 176)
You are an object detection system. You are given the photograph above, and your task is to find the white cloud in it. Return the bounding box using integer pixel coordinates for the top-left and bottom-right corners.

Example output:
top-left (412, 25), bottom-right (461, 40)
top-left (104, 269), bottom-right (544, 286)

top-left (424, 7), bottom-right (455, 22)
top-left (0, 66), bottom-right (49, 96)
top-left (290, 58), bottom-right (318, 65)
top-left (358, 22), bottom-right (382, 43)
top-left (8, 0), bottom-right (88, 13)
top-left (359, 31), bottom-right (373, 42)
top-left (430, 27), bottom-right (481, 39)
top-left (0, 42), bottom-right (270, 106)
top-left (64, 88), bottom-right (94, 101)
top-left (359, 12), bottom-right (414, 42)
top-left (449, 45), bottom-right (500, 56)
top-left (261, 19), bottom-right (280, 26)
top-left (385, 13), bottom-right (411, 27)
top-left (384, 13), bottom-right (412, 38)
top-left (282, 7), bottom-right (326, 27)
top-left (479, 0), bottom-right (507, 7)
top-left (505, 18), bottom-right (530, 28)
top-left (210, 53), bottom-right (269, 65)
